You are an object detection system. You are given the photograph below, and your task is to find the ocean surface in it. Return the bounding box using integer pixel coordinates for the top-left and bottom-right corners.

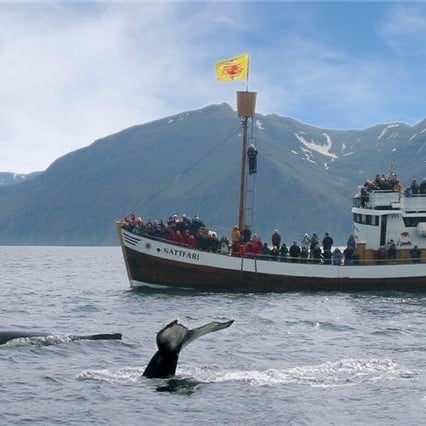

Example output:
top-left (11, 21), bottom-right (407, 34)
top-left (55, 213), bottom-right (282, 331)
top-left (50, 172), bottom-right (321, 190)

top-left (0, 246), bottom-right (425, 425)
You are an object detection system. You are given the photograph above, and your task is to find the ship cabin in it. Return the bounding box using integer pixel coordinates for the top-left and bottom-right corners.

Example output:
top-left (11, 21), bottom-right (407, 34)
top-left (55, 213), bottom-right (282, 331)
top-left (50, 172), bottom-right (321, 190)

top-left (352, 187), bottom-right (426, 264)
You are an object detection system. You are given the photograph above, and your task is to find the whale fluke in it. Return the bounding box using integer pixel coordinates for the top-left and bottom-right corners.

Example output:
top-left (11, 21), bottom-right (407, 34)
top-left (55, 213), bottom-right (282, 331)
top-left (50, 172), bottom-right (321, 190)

top-left (143, 319), bottom-right (234, 379)
top-left (0, 331), bottom-right (122, 346)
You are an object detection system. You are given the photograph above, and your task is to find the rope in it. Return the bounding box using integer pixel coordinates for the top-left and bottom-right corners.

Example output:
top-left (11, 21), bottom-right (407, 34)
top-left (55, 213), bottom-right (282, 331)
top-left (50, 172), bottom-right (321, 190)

top-left (140, 126), bottom-right (242, 208)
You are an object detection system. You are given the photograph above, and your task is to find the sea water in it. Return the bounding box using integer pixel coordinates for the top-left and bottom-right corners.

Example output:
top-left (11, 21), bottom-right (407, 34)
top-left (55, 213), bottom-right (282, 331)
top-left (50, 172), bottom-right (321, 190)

top-left (0, 246), bottom-right (425, 425)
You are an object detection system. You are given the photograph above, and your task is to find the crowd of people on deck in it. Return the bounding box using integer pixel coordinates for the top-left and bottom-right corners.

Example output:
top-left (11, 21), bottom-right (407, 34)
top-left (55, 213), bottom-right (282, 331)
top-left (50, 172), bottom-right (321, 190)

top-left (123, 213), bottom-right (386, 265)
top-left (359, 173), bottom-right (426, 207)
top-left (362, 173), bottom-right (426, 194)
top-left (408, 178), bottom-right (426, 196)
top-left (376, 240), bottom-right (422, 264)
top-left (282, 233), bottom-right (358, 265)
top-left (365, 173), bottom-right (402, 192)
top-left (123, 213), bottom-right (230, 253)
top-left (228, 225), bottom-right (357, 266)
top-left (123, 213), bottom-right (423, 265)
top-left (121, 169), bottom-right (426, 266)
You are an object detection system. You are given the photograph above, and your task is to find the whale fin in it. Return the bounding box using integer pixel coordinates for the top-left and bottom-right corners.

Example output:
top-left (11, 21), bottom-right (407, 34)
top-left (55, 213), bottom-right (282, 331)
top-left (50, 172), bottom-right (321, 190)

top-left (143, 319), bottom-right (234, 379)
top-left (182, 320), bottom-right (234, 348)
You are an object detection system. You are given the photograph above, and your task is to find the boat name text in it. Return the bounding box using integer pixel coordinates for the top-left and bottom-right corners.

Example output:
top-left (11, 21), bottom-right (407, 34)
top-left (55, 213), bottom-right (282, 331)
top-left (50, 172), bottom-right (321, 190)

top-left (163, 247), bottom-right (200, 260)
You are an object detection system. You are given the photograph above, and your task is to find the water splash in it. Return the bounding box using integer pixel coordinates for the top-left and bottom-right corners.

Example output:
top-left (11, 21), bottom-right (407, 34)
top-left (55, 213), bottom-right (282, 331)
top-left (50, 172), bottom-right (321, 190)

top-left (77, 367), bottom-right (145, 383)
top-left (183, 358), bottom-right (416, 388)
top-left (76, 358), bottom-right (415, 389)
top-left (3, 335), bottom-right (74, 347)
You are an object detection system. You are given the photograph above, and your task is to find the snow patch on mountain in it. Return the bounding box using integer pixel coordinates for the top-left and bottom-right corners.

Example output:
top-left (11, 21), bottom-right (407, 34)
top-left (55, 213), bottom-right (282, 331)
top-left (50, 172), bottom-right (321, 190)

top-left (301, 147), bottom-right (316, 164)
top-left (409, 128), bottom-right (426, 141)
top-left (295, 132), bottom-right (338, 159)
top-left (378, 124), bottom-right (399, 140)
top-left (256, 120), bottom-right (264, 130)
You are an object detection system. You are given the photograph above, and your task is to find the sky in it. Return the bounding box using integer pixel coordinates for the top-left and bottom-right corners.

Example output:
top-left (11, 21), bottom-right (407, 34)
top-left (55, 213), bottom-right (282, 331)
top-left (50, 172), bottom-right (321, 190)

top-left (1, 1), bottom-right (426, 173)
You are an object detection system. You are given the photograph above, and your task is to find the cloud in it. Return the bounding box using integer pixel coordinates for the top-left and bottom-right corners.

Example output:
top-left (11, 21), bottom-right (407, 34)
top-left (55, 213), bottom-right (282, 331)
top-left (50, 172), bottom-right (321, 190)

top-left (0, 2), bottom-right (425, 172)
top-left (0, 3), bottom-right (247, 172)
top-left (251, 33), bottom-right (395, 130)
top-left (379, 4), bottom-right (426, 55)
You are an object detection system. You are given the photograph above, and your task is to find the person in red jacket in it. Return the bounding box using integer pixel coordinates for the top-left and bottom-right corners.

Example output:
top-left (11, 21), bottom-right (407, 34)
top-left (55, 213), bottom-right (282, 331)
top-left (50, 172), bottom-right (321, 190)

top-left (188, 234), bottom-right (197, 249)
top-left (252, 235), bottom-right (263, 254)
top-left (245, 240), bottom-right (256, 258)
top-left (173, 230), bottom-right (184, 245)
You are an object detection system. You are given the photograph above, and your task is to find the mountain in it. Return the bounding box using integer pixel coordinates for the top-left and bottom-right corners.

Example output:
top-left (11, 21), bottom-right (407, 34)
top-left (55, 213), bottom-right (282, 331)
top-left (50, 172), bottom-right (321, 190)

top-left (0, 103), bottom-right (424, 246)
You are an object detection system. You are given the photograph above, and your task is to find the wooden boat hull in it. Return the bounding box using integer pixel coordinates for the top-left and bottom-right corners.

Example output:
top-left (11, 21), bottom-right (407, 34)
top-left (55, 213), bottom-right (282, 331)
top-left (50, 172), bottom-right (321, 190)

top-left (118, 227), bottom-right (426, 293)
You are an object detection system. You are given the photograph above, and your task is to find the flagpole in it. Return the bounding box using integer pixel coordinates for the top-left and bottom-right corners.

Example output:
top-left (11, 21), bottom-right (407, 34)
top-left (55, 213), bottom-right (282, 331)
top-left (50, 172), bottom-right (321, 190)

top-left (215, 54), bottom-right (253, 232)
top-left (236, 91), bottom-right (257, 233)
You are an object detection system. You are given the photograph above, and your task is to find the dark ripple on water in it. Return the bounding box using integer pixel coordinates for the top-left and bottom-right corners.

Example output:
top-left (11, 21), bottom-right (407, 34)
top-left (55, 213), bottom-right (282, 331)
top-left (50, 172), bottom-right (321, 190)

top-left (0, 247), bottom-right (425, 425)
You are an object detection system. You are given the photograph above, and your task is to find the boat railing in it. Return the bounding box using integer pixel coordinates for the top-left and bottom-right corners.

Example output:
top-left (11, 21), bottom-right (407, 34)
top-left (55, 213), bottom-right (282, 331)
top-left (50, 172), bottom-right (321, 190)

top-left (250, 254), bottom-right (424, 265)
top-left (353, 189), bottom-right (400, 209)
top-left (402, 193), bottom-right (426, 212)
top-left (122, 225), bottom-right (424, 265)
top-left (368, 190), bottom-right (400, 209)
top-left (354, 190), bottom-right (426, 211)
top-left (352, 197), bottom-right (363, 208)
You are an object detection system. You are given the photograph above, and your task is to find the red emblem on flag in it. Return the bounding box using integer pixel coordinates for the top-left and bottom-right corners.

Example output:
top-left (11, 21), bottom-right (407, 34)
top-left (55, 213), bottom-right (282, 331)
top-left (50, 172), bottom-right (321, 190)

top-left (224, 63), bottom-right (243, 77)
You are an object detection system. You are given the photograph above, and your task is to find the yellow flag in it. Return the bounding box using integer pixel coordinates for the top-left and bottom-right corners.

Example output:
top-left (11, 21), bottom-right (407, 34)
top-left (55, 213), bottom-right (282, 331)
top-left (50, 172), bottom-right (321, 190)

top-left (216, 54), bottom-right (249, 82)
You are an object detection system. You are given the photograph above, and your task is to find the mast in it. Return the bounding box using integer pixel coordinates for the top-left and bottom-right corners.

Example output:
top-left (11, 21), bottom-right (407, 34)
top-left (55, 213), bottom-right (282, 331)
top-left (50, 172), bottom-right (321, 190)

top-left (236, 91), bottom-right (257, 232)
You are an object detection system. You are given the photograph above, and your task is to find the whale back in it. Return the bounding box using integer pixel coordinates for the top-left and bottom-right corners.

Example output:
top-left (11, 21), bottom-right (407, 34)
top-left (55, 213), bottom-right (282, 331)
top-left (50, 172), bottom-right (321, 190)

top-left (0, 331), bottom-right (49, 345)
top-left (0, 331), bottom-right (122, 346)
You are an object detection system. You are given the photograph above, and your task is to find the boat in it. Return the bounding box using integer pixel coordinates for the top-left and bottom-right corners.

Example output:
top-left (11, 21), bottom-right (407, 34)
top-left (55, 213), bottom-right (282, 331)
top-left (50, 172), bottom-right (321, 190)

top-left (116, 91), bottom-right (426, 292)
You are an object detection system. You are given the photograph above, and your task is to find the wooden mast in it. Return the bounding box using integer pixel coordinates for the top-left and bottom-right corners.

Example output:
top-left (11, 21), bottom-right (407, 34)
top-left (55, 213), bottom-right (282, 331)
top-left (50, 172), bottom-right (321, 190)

top-left (236, 91), bottom-right (257, 232)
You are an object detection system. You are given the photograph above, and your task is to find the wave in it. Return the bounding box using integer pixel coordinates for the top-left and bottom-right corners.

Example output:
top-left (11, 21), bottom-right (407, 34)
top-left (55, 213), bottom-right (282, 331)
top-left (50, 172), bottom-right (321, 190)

top-left (195, 358), bottom-right (415, 388)
top-left (77, 367), bottom-right (145, 383)
top-left (77, 358), bottom-right (415, 389)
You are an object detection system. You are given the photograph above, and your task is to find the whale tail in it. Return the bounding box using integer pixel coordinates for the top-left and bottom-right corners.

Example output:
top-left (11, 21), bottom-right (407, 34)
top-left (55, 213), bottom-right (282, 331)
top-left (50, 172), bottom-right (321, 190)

top-left (143, 319), bottom-right (234, 379)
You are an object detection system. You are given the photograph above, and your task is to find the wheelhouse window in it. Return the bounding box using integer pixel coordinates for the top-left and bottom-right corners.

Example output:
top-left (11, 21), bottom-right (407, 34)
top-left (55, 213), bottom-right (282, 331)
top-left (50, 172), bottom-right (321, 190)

top-left (353, 213), bottom-right (379, 226)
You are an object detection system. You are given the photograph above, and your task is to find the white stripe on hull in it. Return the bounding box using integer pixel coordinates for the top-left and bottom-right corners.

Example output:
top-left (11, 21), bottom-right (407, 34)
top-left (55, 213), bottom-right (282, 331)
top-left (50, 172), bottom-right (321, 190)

top-left (121, 230), bottom-right (425, 281)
